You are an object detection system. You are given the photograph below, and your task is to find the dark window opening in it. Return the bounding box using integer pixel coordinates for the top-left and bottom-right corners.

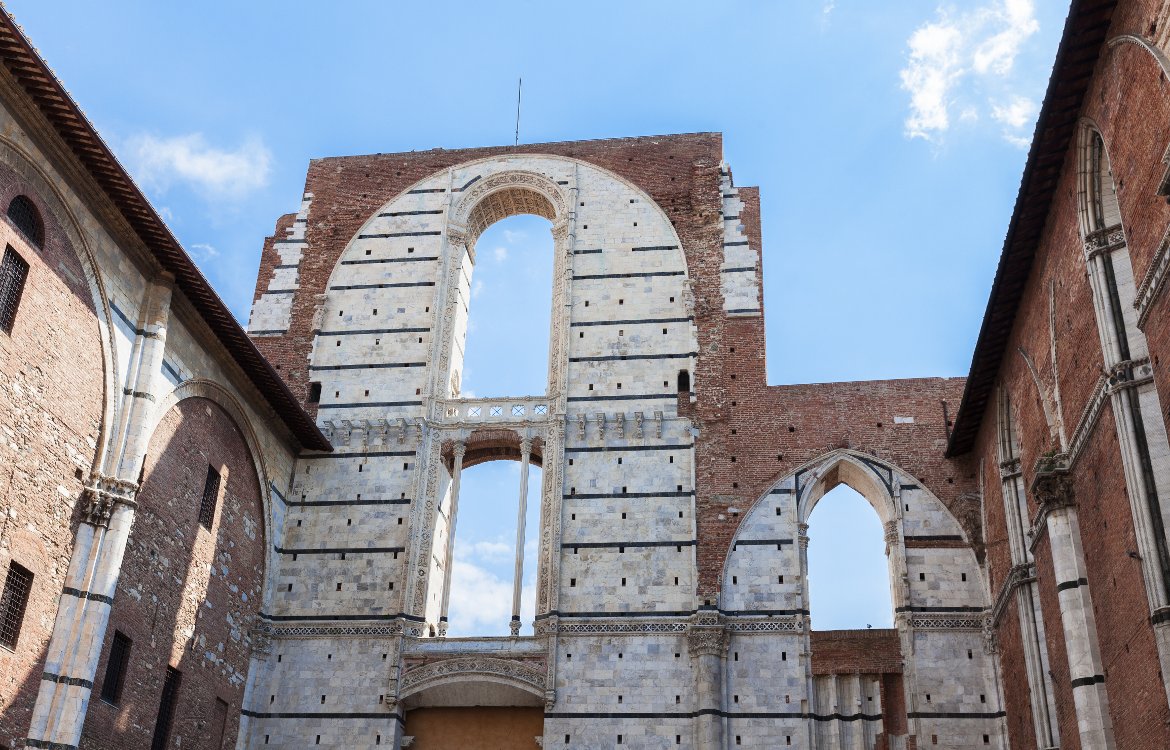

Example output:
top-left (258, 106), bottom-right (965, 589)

top-left (198, 465), bottom-right (221, 530)
top-left (307, 382), bottom-right (322, 403)
top-left (99, 630), bottom-right (132, 705)
top-left (7, 195), bottom-right (43, 248)
top-left (0, 561), bottom-right (33, 650)
top-left (149, 666), bottom-right (182, 750)
top-left (0, 245), bottom-right (29, 334)
top-left (676, 369), bottom-right (690, 393)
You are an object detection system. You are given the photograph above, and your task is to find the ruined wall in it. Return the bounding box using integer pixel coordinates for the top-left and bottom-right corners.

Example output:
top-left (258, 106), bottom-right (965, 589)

top-left (242, 135), bottom-right (995, 749)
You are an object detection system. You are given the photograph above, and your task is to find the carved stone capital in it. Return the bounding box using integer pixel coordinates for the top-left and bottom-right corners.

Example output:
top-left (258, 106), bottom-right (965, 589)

top-left (1030, 455), bottom-right (1074, 511)
top-left (544, 688), bottom-right (557, 712)
top-left (520, 437), bottom-right (533, 457)
top-left (79, 474), bottom-right (139, 528)
top-left (452, 441), bottom-right (466, 462)
top-left (446, 223), bottom-right (469, 248)
top-left (687, 614), bottom-right (727, 658)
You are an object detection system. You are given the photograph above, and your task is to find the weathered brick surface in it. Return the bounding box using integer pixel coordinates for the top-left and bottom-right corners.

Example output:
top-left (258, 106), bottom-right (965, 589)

top-left (0, 162), bottom-right (102, 747)
top-left (970, 3), bottom-right (1170, 748)
top-left (79, 397), bottom-right (264, 750)
top-left (810, 629), bottom-right (903, 675)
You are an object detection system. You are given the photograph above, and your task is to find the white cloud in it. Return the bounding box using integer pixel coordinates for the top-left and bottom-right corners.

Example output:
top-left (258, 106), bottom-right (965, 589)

top-left (900, 0), bottom-right (1040, 144)
top-left (188, 242), bottom-right (219, 267)
top-left (821, 0), bottom-right (836, 28)
top-left (991, 94), bottom-right (1037, 129)
top-left (124, 132), bottom-right (271, 199)
top-left (493, 246), bottom-right (508, 263)
top-left (503, 228), bottom-right (525, 243)
top-left (472, 279), bottom-right (484, 298)
top-left (446, 558), bottom-right (536, 637)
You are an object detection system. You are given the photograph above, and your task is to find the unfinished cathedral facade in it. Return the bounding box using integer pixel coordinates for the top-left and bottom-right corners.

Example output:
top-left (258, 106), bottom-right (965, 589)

top-left (4, 0), bottom-right (1170, 748)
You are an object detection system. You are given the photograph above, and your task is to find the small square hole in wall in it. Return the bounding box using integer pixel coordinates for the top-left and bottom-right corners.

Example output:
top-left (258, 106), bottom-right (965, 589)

top-left (397, 518), bottom-right (402, 525)
top-left (674, 577), bottom-right (679, 585)
top-left (621, 578), bottom-right (627, 586)
top-left (619, 329), bottom-right (624, 336)
top-left (583, 225), bottom-right (588, 229)
top-left (566, 653), bottom-right (572, 660)
top-left (408, 247), bottom-right (414, 253)
top-left (664, 381), bottom-right (669, 388)
top-left (983, 736), bottom-right (990, 745)
top-left (571, 513), bottom-right (576, 520)
top-left (425, 306), bottom-right (430, 312)
top-left (675, 653), bottom-right (681, 658)
top-left (670, 296), bottom-right (675, 302)
top-left (633, 222), bottom-right (638, 226)
top-left (565, 736), bottom-right (570, 744)
top-left (570, 578), bottom-right (576, 587)
top-left (617, 695), bottom-right (623, 704)
top-left (373, 308), bottom-right (378, 315)
top-left (617, 383), bottom-right (622, 389)
top-left (669, 456), bottom-right (674, 463)
top-left (388, 582), bottom-right (394, 590)
top-left (919, 573), bottom-right (926, 581)
top-left (782, 651), bottom-right (787, 661)
top-left (621, 512), bottom-right (626, 519)
top-left (967, 649), bottom-right (973, 659)
top-left (732, 576), bottom-right (738, 585)
top-left (336, 340), bottom-right (341, 347)
top-left (663, 328), bottom-right (668, 334)
top-left (619, 299), bottom-right (624, 305)
top-left (779, 575), bottom-right (784, 584)
top-left (365, 249), bottom-right (372, 256)
top-left (579, 332), bottom-right (584, 338)
top-left (585, 300), bottom-right (589, 307)
top-left (588, 384), bottom-right (594, 391)
top-left (339, 310), bottom-right (343, 317)
top-left (617, 457), bottom-right (623, 465)
top-left (678, 511), bottom-right (683, 518)
top-left (618, 653), bottom-right (623, 659)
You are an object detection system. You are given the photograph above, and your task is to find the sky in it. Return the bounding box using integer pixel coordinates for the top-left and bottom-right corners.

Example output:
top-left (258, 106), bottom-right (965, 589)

top-left (7, 0), bottom-right (1067, 633)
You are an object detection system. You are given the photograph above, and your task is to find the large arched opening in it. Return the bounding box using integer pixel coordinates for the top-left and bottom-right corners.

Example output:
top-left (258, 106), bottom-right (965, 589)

top-left (458, 213), bottom-right (555, 398)
top-left (806, 483), bottom-right (894, 630)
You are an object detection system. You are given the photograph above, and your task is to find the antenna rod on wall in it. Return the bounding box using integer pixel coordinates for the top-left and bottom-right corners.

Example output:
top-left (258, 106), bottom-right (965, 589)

top-left (515, 77), bottom-right (522, 147)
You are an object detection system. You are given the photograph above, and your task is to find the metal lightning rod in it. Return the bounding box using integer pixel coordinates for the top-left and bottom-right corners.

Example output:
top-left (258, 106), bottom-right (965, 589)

top-left (515, 77), bottom-right (522, 147)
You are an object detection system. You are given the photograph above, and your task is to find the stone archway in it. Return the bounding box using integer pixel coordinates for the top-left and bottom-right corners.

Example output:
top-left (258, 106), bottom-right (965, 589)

top-left (399, 656), bottom-right (546, 750)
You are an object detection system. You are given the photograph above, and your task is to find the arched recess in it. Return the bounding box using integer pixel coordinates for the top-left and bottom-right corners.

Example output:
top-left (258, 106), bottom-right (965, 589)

top-left (152, 380), bottom-right (275, 608)
top-left (399, 657), bottom-right (546, 708)
top-left (1076, 120), bottom-right (1170, 622)
top-left (0, 136), bottom-right (118, 475)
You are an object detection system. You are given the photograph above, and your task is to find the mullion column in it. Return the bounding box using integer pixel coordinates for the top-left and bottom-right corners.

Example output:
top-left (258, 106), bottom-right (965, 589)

top-left (438, 441), bottom-right (465, 637)
top-left (510, 437), bottom-right (532, 636)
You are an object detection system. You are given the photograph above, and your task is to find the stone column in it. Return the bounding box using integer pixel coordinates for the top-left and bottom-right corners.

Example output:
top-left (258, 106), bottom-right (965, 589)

top-left (511, 437), bottom-right (532, 636)
top-left (688, 615), bottom-right (727, 750)
top-left (438, 441), bottom-right (466, 637)
top-left (26, 274), bottom-right (173, 748)
top-left (1031, 459), bottom-right (1116, 749)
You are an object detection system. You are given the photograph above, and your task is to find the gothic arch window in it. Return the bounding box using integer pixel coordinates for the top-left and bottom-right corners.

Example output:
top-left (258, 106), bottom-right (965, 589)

top-left (7, 195), bottom-right (43, 248)
top-left (806, 483), bottom-right (893, 629)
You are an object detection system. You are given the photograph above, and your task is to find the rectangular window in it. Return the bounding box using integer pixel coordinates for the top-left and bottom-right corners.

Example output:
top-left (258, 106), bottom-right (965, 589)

top-left (212, 697), bottom-right (229, 749)
top-left (150, 666), bottom-right (182, 750)
top-left (198, 465), bottom-right (221, 530)
top-left (0, 561), bottom-right (33, 650)
top-left (99, 630), bottom-right (132, 704)
top-left (0, 245), bottom-right (29, 334)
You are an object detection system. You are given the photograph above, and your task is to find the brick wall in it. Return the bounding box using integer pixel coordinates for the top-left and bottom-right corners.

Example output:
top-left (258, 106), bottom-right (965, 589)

top-left (80, 396), bottom-right (264, 750)
top-left (0, 162), bottom-right (103, 747)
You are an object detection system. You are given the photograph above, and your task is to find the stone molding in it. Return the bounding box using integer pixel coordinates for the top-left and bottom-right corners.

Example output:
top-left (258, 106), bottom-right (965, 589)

top-left (398, 655), bottom-right (547, 700)
top-left (1136, 223), bottom-right (1170, 329)
top-left (1083, 223), bottom-right (1126, 260)
top-left (988, 563), bottom-right (1037, 630)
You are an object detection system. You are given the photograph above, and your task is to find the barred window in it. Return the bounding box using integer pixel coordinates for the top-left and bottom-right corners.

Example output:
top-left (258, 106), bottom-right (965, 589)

top-left (0, 561), bottom-right (33, 651)
top-left (150, 666), bottom-right (182, 750)
top-left (0, 245), bottom-right (29, 334)
top-left (198, 465), bottom-right (221, 530)
top-left (7, 195), bottom-right (43, 248)
top-left (99, 630), bottom-right (132, 705)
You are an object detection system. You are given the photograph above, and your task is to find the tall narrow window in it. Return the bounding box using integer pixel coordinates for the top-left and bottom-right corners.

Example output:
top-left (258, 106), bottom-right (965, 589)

top-left (198, 465), bottom-right (221, 530)
top-left (677, 369), bottom-right (690, 394)
top-left (0, 245), bottom-right (29, 334)
top-left (150, 666), bottom-right (182, 750)
top-left (0, 561), bottom-right (33, 650)
top-left (7, 195), bottom-right (43, 248)
top-left (99, 630), bottom-right (132, 705)
top-left (212, 697), bottom-right (229, 749)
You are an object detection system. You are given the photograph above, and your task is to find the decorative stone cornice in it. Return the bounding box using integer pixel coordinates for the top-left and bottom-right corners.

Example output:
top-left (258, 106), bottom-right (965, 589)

top-left (78, 474), bottom-right (139, 528)
top-left (399, 656), bottom-right (547, 699)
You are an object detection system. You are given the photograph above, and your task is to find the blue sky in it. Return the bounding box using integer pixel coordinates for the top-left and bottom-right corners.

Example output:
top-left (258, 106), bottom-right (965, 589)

top-left (9, 0), bottom-right (1066, 633)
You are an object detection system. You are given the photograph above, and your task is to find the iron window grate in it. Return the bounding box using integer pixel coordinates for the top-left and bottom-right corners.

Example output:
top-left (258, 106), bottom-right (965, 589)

top-left (99, 630), bottom-right (132, 704)
top-left (0, 245), bottom-right (29, 334)
top-left (198, 465), bottom-right (221, 530)
top-left (0, 561), bottom-right (33, 650)
top-left (150, 666), bottom-right (182, 750)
